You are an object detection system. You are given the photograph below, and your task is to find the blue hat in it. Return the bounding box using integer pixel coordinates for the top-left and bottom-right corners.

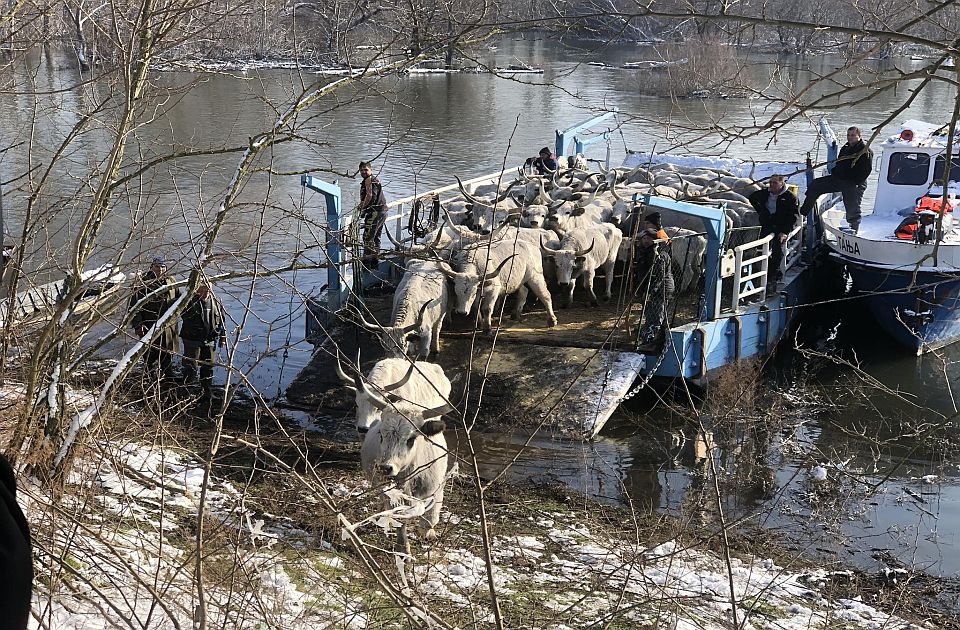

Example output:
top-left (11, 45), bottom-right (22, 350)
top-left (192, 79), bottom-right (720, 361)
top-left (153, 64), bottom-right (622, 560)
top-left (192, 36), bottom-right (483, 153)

top-left (151, 256), bottom-right (167, 265)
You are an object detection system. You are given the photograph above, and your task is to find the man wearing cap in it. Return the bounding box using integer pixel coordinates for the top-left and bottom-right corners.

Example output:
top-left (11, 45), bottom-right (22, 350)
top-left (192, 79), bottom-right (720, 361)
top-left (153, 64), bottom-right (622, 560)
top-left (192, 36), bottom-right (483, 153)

top-left (799, 126), bottom-right (873, 233)
top-left (644, 212), bottom-right (670, 242)
top-left (748, 174), bottom-right (800, 285)
top-left (633, 228), bottom-right (674, 348)
top-left (180, 284), bottom-right (226, 399)
top-left (129, 256), bottom-right (181, 380)
top-left (528, 147), bottom-right (558, 176)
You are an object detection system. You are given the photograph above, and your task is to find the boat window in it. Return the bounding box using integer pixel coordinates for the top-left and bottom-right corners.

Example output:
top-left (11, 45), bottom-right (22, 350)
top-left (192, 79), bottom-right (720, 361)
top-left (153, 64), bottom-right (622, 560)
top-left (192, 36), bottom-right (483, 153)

top-left (933, 155), bottom-right (960, 183)
top-left (886, 152), bottom-right (931, 185)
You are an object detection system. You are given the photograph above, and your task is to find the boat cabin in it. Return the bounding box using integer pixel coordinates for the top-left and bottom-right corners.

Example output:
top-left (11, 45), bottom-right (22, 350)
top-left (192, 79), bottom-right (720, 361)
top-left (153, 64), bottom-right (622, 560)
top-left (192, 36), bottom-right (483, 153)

top-left (875, 119), bottom-right (960, 214)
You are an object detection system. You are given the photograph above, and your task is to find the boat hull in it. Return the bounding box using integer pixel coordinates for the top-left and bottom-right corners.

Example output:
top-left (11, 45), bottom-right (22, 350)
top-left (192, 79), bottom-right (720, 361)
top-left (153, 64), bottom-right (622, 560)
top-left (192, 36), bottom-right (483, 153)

top-left (844, 259), bottom-right (960, 354)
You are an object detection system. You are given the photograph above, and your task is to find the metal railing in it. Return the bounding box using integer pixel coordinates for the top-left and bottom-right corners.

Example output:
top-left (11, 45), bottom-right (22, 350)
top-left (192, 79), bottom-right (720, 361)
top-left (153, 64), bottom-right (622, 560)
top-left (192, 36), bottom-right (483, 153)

top-left (380, 168), bottom-right (514, 244)
top-left (731, 234), bottom-right (771, 311)
top-left (728, 217), bottom-right (806, 312)
top-left (783, 218), bottom-right (805, 272)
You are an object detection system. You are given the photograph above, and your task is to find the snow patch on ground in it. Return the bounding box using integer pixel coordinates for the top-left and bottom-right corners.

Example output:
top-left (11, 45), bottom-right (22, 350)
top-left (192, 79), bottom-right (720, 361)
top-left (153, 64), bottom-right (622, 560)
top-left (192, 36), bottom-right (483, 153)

top-left (19, 438), bottom-right (934, 630)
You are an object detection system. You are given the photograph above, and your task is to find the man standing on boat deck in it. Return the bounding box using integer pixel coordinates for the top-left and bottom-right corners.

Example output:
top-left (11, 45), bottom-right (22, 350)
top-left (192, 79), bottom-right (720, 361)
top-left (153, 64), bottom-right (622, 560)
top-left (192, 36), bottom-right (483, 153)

top-left (749, 174), bottom-right (800, 285)
top-left (129, 256), bottom-right (181, 381)
top-left (180, 284), bottom-right (226, 401)
top-left (799, 126), bottom-right (873, 233)
top-left (633, 228), bottom-right (674, 348)
top-left (358, 161), bottom-right (388, 270)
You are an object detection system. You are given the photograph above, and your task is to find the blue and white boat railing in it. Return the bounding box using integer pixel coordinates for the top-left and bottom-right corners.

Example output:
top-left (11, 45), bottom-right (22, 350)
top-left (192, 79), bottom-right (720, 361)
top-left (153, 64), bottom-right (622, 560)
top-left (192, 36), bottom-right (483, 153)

top-left (730, 233), bottom-right (771, 309)
top-left (726, 218), bottom-right (805, 314)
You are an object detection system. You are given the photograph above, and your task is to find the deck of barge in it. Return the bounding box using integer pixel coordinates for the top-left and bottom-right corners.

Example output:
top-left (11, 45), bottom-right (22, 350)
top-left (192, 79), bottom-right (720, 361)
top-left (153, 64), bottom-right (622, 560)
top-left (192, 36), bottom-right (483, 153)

top-left (284, 277), bottom-right (689, 437)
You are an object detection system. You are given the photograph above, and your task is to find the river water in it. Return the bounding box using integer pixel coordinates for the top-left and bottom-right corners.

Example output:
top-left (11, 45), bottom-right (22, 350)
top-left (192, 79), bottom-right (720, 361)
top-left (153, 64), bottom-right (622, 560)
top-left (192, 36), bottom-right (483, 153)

top-left (3, 36), bottom-right (960, 582)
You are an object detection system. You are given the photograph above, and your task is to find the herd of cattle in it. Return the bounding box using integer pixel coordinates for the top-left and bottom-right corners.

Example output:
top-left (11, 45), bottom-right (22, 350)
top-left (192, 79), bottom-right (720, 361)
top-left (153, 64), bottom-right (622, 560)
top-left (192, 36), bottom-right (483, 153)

top-left (334, 161), bottom-right (769, 550)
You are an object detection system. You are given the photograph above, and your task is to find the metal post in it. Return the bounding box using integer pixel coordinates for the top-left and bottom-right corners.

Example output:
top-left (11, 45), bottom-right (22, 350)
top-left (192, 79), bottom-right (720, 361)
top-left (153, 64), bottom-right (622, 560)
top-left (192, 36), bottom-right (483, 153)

top-left (555, 108), bottom-right (618, 163)
top-left (301, 175), bottom-right (346, 312)
top-left (804, 154), bottom-right (818, 261)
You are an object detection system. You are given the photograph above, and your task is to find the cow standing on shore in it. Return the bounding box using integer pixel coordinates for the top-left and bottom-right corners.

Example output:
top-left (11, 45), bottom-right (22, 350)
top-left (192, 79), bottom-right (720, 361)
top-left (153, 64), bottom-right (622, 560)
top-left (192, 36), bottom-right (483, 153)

top-left (355, 378), bottom-right (451, 552)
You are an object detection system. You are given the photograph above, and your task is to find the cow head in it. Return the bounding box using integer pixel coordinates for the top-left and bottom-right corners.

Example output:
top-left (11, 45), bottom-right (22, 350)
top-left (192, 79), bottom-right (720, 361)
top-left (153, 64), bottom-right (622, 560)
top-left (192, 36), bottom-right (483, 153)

top-left (352, 300), bottom-right (433, 357)
top-left (439, 255), bottom-right (515, 315)
top-left (335, 353), bottom-right (418, 436)
top-left (540, 236), bottom-right (594, 286)
top-left (520, 204), bottom-right (549, 228)
top-left (358, 379), bottom-right (451, 480)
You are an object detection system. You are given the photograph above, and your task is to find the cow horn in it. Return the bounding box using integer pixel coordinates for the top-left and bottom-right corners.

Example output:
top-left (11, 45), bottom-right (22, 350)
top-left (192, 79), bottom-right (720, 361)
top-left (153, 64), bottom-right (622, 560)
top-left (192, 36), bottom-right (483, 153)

top-left (349, 305), bottom-right (383, 332)
top-left (359, 378), bottom-right (390, 411)
top-left (384, 226), bottom-right (405, 249)
top-left (421, 403), bottom-right (454, 419)
top-left (575, 239), bottom-right (595, 258)
top-left (547, 199), bottom-right (566, 212)
top-left (334, 350), bottom-right (363, 392)
top-left (493, 179), bottom-right (519, 203)
top-left (610, 185), bottom-right (623, 201)
top-left (456, 176), bottom-right (482, 205)
top-left (382, 361), bottom-right (417, 392)
top-left (483, 254), bottom-right (517, 281)
top-left (573, 173), bottom-right (599, 193)
top-left (539, 235), bottom-right (556, 256)
top-left (576, 187), bottom-right (598, 208)
top-left (536, 178), bottom-right (554, 204)
top-left (438, 262), bottom-right (460, 279)
top-left (400, 299), bottom-right (433, 334)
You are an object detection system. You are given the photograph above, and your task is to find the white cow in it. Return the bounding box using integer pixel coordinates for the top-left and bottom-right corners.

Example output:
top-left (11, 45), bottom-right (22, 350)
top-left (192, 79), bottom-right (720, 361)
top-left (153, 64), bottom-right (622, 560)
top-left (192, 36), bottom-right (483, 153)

top-left (336, 355), bottom-right (452, 435)
top-left (540, 223), bottom-right (622, 307)
top-left (441, 239), bottom-right (557, 332)
top-left (357, 378), bottom-right (451, 550)
top-left (353, 261), bottom-right (447, 358)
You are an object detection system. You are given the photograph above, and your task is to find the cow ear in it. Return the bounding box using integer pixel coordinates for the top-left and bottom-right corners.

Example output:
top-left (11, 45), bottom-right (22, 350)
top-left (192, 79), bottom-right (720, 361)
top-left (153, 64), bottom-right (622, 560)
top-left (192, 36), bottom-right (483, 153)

top-left (421, 420), bottom-right (446, 436)
top-left (575, 256), bottom-right (586, 264)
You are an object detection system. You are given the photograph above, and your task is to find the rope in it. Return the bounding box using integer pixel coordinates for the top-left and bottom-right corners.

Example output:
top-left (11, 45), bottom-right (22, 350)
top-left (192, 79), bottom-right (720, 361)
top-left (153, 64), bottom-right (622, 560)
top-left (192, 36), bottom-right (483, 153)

top-left (615, 112), bottom-right (629, 154)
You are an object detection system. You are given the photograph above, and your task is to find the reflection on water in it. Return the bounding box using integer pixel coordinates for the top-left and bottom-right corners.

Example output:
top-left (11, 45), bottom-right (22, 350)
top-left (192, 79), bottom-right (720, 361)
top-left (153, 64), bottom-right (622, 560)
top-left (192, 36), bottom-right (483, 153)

top-left (4, 37), bottom-right (960, 578)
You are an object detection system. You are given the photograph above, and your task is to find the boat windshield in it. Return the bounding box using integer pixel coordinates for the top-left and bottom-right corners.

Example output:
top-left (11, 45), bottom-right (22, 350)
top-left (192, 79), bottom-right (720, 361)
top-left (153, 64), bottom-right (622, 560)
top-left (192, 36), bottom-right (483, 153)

top-left (887, 152), bottom-right (931, 185)
top-left (933, 155), bottom-right (960, 183)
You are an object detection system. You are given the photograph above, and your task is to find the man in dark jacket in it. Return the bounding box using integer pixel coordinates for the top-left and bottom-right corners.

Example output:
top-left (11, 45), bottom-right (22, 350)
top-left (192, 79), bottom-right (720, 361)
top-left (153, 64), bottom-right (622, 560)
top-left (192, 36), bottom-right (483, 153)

top-left (634, 228), bottom-right (675, 348)
top-left (129, 256), bottom-right (181, 380)
top-left (180, 284), bottom-right (226, 398)
top-left (0, 454), bottom-right (32, 630)
top-left (358, 161), bottom-right (388, 270)
top-left (799, 126), bottom-right (873, 233)
top-left (749, 174), bottom-right (800, 284)
top-left (528, 147), bottom-right (559, 175)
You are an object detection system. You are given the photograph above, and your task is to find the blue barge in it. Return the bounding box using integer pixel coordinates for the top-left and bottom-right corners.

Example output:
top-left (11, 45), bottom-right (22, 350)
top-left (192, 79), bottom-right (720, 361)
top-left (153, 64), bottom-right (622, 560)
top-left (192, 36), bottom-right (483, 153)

top-left (294, 116), bottom-right (821, 436)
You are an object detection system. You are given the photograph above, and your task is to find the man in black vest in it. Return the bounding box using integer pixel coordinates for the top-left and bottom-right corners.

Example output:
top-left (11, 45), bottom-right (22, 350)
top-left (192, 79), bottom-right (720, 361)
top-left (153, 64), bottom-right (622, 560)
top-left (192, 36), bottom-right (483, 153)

top-left (749, 174), bottom-right (800, 285)
top-left (799, 126), bottom-right (873, 233)
top-left (180, 284), bottom-right (226, 399)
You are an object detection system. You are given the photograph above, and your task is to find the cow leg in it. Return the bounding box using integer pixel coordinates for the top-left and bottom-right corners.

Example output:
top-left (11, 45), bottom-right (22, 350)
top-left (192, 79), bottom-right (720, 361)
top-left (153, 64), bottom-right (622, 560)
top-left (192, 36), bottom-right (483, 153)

top-left (432, 312), bottom-right (445, 354)
top-left (419, 326), bottom-right (431, 359)
top-left (603, 259), bottom-right (616, 301)
top-left (396, 522), bottom-right (411, 557)
top-left (584, 270), bottom-right (599, 306)
top-left (481, 287), bottom-right (500, 333)
top-left (527, 277), bottom-right (558, 327)
top-left (512, 285), bottom-right (528, 321)
top-left (424, 487), bottom-right (444, 541)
